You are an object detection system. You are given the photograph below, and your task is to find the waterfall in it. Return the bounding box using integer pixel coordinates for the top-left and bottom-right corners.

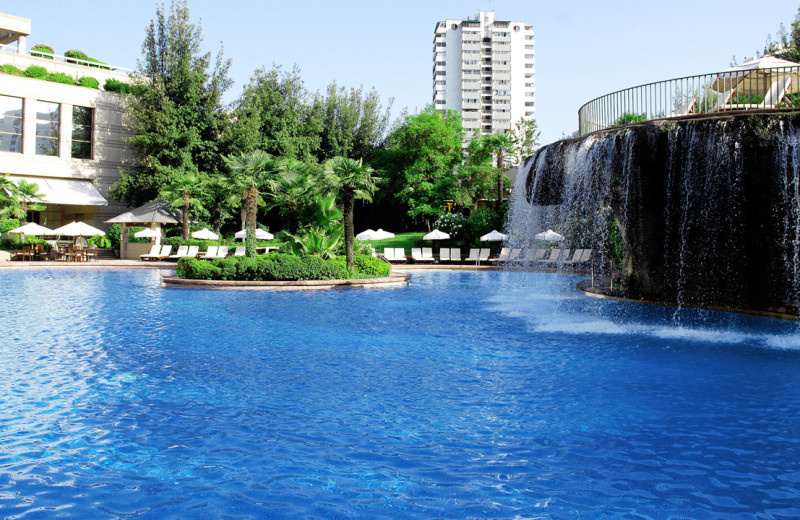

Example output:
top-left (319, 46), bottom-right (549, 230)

top-left (506, 113), bottom-right (800, 315)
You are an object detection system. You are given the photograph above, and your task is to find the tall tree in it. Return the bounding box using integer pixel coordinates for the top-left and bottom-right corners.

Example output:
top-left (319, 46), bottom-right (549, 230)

top-left (483, 132), bottom-right (514, 209)
top-left (231, 65), bottom-right (321, 161)
top-left (202, 175), bottom-right (239, 235)
top-left (326, 157), bottom-right (379, 268)
top-left (265, 158), bottom-right (317, 234)
top-left (225, 151), bottom-right (281, 257)
top-left (160, 173), bottom-right (205, 240)
top-left (511, 117), bottom-right (540, 164)
top-left (377, 106), bottom-right (464, 229)
top-left (111, 0), bottom-right (232, 206)
top-left (0, 178), bottom-right (46, 224)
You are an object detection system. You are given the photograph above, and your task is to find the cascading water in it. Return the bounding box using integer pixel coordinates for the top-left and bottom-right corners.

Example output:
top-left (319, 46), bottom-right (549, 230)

top-left (506, 112), bottom-right (800, 315)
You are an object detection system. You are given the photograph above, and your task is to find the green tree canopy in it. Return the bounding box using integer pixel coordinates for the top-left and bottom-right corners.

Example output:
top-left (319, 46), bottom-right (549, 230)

top-left (377, 106), bottom-right (464, 229)
top-left (160, 172), bottom-right (205, 240)
top-left (111, 0), bottom-right (232, 206)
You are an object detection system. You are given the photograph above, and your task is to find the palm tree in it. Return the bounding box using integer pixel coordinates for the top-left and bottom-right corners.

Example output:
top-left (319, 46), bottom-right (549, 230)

top-left (0, 177), bottom-right (46, 224)
top-left (224, 150), bottom-right (281, 257)
top-left (485, 132), bottom-right (514, 209)
top-left (281, 195), bottom-right (343, 259)
top-left (160, 173), bottom-right (205, 240)
top-left (267, 158), bottom-right (313, 234)
top-left (326, 156), bottom-right (379, 268)
top-left (202, 175), bottom-right (239, 235)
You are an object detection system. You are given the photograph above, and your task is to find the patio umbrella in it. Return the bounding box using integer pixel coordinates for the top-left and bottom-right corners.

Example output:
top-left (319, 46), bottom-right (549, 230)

top-left (134, 228), bottom-right (160, 239)
top-left (192, 228), bottom-right (219, 240)
top-left (372, 229), bottom-right (395, 240)
top-left (8, 222), bottom-right (54, 247)
top-left (480, 230), bottom-right (508, 242)
top-left (423, 229), bottom-right (450, 256)
top-left (52, 221), bottom-right (105, 237)
top-left (534, 229), bottom-right (564, 242)
top-left (356, 229), bottom-right (377, 240)
top-left (234, 228), bottom-right (273, 240)
top-left (712, 56), bottom-right (800, 96)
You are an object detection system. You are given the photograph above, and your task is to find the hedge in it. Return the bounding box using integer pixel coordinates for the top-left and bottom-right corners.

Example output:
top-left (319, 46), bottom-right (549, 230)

top-left (64, 49), bottom-right (89, 63)
top-left (0, 64), bottom-right (23, 76)
top-left (77, 76), bottom-right (99, 89)
top-left (24, 65), bottom-right (48, 80)
top-left (176, 253), bottom-right (387, 282)
top-left (31, 44), bottom-right (54, 59)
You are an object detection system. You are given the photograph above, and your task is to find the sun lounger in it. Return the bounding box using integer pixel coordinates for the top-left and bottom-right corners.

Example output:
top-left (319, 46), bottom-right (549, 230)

top-left (540, 248), bottom-right (564, 263)
top-left (233, 246), bottom-right (246, 256)
top-left (168, 245), bottom-right (189, 260)
top-left (563, 249), bottom-right (584, 264)
top-left (450, 248), bottom-right (462, 263)
top-left (508, 249), bottom-right (522, 262)
top-left (155, 245), bottom-right (173, 260)
top-left (140, 244), bottom-right (160, 261)
top-left (522, 249), bottom-right (543, 262)
top-left (465, 248), bottom-right (480, 263)
top-left (478, 248), bottom-right (490, 264)
top-left (439, 248), bottom-right (451, 262)
top-left (384, 248), bottom-right (407, 263)
top-left (187, 245), bottom-right (199, 258)
top-left (421, 247), bottom-right (435, 262)
top-left (217, 246), bottom-right (229, 258)
top-left (411, 248), bottom-right (429, 263)
top-left (200, 246), bottom-right (218, 259)
top-left (761, 77), bottom-right (792, 108)
top-left (490, 247), bottom-right (510, 262)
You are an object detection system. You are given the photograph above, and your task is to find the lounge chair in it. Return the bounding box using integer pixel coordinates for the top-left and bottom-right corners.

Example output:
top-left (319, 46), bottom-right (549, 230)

top-left (421, 247), bottom-right (436, 262)
top-left (540, 248), bottom-right (564, 264)
top-left (669, 97), bottom-right (696, 117)
top-left (478, 248), bottom-right (490, 264)
top-left (200, 246), bottom-right (218, 260)
top-left (761, 77), bottom-right (792, 108)
top-left (395, 248), bottom-right (408, 263)
top-left (490, 247), bottom-right (510, 263)
top-left (384, 248), bottom-right (406, 263)
top-left (508, 249), bottom-right (522, 262)
top-left (233, 246), bottom-right (246, 256)
top-left (450, 248), bottom-right (462, 263)
top-left (216, 246), bottom-right (229, 258)
top-left (186, 245), bottom-right (200, 258)
top-left (439, 248), bottom-right (451, 262)
top-left (465, 248), bottom-right (480, 263)
top-left (522, 249), bottom-right (542, 262)
top-left (140, 244), bottom-right (160, 261)
top-left (411, 248), bottom-right (426, 263)
top-left (155, 245), bottom-right (173, 260)
top-left (168, 245), bottom-right (189, 260)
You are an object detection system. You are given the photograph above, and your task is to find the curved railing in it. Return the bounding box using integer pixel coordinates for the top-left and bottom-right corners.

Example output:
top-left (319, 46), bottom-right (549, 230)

top-left (578, 65), bottom-right (800, 136)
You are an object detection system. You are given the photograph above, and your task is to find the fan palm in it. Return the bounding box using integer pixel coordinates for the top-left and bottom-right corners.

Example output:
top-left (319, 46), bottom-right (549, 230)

top-left (224, 150), bottom-right (281, 257)
top-left (202, 175), bottom-right (239, 235)
top-left (160, 173), bottom-right (205, 240)
top-left (267, 158), bottom-right (314, 234)
top-left (484, 132), bottom-right (514, 209)
top-left (325, 157), bottom-right (379, 268)
top-left (0, 177), bottom-right (47, 223)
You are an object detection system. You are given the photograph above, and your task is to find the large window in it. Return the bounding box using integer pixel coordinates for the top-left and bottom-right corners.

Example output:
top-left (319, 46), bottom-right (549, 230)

top-left (72, 106), bottom-right (93, 159)
top-left (0, 95), bottom-right (23, 154)
top-left (35, 101), bottom-right (60, 156)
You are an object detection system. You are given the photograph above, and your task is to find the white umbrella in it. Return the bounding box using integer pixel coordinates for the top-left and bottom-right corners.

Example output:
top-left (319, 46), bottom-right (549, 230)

top-left (356, 229), bottom-right (377, 240)
top-left (134, 228), bottom-right (160, 239)
top-left (8, 223), bottom-right (54, 236)
top-left (74, 236), bottom-right (88, 248)
top-left (52, 221), bottom-right (105, 237)
top-left (234, 228), bottom-right (273, 240)
top-left (534, 229), bottom-right (564, 242)
top-left (373, 229), bottom-right (395, 240)
top-left (423, 229), bottom-right (450, 241)
top-left (713, 56), bottom-right (800, 96)
top-left (480, 229), bottom-right (508, 242)
top-left (192, 228), bottom-right (219, 240)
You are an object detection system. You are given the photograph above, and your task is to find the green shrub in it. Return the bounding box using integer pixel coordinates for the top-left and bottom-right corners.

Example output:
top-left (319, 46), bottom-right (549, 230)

top-left (107, 223), bottom-right (121, 249)
top-left (0, 64), bottom-right (23, 76)
top-left (177, 254), bottom-right (356, 281)
top-left (86, 57), bottom-right (110, 70)
top-left (236, 256), bottom-right (259, 280)
top-left (77, 76), bottom-right (99, 89)
top-left (24, 65), bottom-right (48, 80)
top-left (0, 237), bottom-right (19, 250)
top-left (466, 207), bottom-right (501, 240)
top-left (0, 218), bottom-right (21, 235)
top-left (434, 212), bottom-right (468, 241)
top-left (352, 254), bottom-right (391, 278)
top-left (46, 72), bottom-right (77, 85)
top-left (301, 255), bottom-right (349, 280)
top-left (103, 78), bottom-right (134, 94)
top-left (31, 44), bottom-right (54, 59)
top-left (88, 235), bottom-right (111, 249)
top-left (212, 257), bottom-right (239, 280)
top-left (613, 112), bottom-right (648, 126)
top-left (64, 49), bottom-right (89, 63)
top-left (177, 257), bottom-right (221, 279)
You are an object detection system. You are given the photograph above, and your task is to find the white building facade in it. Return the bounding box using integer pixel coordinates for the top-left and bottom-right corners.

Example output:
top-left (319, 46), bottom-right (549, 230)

top-left (432, 11), bottom-right (535, 140)
top-left (0, 12), bottom-right (134, 230)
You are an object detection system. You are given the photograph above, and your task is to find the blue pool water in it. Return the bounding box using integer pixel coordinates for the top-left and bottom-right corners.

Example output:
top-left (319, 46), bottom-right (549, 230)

top-left (2, 268), bottom-right (800, 519)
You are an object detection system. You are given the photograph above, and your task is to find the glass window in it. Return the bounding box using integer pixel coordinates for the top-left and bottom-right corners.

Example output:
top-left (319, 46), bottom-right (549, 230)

top-left (0, 95), bottom-right (23, 154)
top-left (35, 101), bottom-right (60, 156)
top-left (72, 106), bottom-right (93, 159)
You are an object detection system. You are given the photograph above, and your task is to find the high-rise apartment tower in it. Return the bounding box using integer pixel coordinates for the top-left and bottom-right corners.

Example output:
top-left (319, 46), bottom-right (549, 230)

top-left (432, 11), bottom-right (534, 140)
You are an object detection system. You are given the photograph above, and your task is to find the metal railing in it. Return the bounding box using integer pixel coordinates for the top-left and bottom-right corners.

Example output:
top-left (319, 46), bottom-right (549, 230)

top-left (578, 65), bottom-right (799, 136)
top-left (0, 42), bottom-right (134, 74)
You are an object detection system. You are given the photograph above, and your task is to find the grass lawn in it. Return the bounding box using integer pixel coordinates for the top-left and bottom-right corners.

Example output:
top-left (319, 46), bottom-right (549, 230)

top-left (362, 232), bottom-right (425, 252)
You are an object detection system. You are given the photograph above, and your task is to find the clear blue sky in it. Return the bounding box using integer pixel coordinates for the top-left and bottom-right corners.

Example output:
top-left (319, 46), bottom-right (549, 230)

top-left (11, 0), bottom-right (800, 145)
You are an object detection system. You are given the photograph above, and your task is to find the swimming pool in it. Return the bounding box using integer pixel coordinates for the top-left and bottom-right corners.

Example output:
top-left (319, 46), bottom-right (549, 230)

top-left (1, 268), bottom-right (799, 519)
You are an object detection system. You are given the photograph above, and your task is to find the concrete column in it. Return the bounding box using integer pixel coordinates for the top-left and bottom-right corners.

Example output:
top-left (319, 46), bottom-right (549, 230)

top-left (17, 35), bottom-right (25, 54)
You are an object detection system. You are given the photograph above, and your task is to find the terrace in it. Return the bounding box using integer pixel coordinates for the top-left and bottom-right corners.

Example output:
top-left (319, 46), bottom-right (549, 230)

top-left (578, 56), bottom-right (799, 135)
